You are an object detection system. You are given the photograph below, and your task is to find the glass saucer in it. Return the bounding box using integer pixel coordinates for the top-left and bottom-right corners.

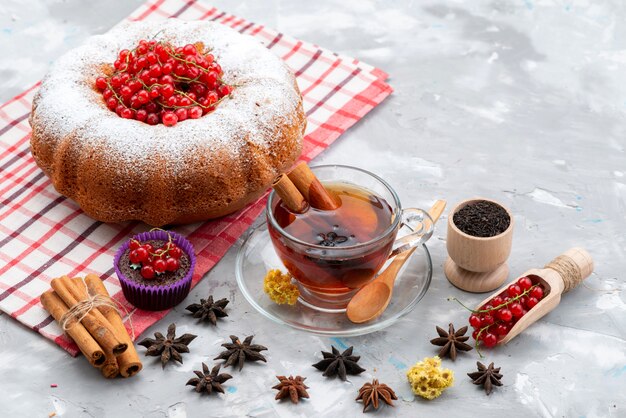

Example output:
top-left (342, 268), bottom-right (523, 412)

top-left (235, 219), bottom-right (433, 336)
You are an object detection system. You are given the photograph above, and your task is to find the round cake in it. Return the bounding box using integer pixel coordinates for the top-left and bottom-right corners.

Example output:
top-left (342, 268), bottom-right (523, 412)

top-left (29, 19), bottom-right (306, 226)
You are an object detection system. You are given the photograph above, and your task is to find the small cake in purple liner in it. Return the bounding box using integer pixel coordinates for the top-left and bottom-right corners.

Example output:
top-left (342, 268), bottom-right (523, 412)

top-left (114, 230), bottom-right (196, 311)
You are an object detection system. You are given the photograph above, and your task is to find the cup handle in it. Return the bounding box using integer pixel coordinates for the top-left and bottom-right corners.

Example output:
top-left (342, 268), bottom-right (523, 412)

top-left (389, 208), bottom-right (434, 258)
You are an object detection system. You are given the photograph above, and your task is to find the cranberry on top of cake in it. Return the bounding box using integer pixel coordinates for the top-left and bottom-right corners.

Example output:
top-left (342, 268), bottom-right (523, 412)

top-left (95, 39), bottom-right (233, 127)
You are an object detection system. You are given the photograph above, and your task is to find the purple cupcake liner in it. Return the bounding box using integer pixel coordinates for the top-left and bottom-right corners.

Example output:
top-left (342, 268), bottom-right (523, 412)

top-left (114, 230), bottom-right (196, 311)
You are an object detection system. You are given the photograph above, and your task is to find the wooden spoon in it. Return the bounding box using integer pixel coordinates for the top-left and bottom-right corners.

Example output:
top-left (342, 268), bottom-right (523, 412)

top-left (476, 247), bottom-right (593, 344)
top-left (346, 200), bottom-right (447, 323)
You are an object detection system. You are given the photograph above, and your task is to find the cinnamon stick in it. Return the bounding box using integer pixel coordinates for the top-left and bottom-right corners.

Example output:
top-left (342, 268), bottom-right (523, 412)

top-left (50, 276), bottom-right (127, 356)
top-left (83, 275), bottom-right (142, 378)
top-left (40, 290), bottom-right (105, 367)
top-left (287, 162), bottom-right (340, 210)
top-left (272, 174), bottom-right (308, 213)
top-left (100, 348), bottom-right (120, 379)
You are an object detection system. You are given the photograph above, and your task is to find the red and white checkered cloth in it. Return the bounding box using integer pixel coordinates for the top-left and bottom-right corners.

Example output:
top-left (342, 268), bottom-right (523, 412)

top-left (0, 0), bottom-right (392, 356)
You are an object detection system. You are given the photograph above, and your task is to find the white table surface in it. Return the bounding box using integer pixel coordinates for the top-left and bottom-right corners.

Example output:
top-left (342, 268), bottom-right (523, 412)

top-left (0, 0), bottom-right (624, 417)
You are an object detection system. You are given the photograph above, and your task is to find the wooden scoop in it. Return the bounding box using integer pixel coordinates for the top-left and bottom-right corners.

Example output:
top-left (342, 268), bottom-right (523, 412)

top-left (477, 247), bottom-right (594, 345)
top-left (346, 200), bottom-right (447, 323)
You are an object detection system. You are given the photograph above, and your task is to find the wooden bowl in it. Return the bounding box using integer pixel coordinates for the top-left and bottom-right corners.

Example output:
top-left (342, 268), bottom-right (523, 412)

top-left (445, 198), bottom-right (514, 292)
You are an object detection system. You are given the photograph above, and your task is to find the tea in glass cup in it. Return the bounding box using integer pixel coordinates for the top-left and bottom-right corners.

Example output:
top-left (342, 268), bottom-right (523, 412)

top-left (266, 165), bottom-right (434, 311)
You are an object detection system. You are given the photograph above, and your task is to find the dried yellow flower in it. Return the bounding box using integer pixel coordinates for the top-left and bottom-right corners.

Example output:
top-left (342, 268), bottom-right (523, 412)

top-left (263, 269), bottom-right (300, 305)
top-left (406, 356), bottom-right (454, 400)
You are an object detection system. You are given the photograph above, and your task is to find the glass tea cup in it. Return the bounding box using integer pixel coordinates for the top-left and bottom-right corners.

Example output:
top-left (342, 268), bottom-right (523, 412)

top-left (266, 165), bottom-right (434, 312)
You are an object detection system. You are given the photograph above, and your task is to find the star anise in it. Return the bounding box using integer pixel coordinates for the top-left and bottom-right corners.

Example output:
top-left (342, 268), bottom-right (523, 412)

top-left (317, 231), bottom-right (348, 247)
top-left (186, 363), bottom-right (232, 395)
top-left (356, 379), bottom-right (397, 412)
top-left (185, 295), bottom-right (229, 325)
top-left (138, 323), bottom-right (197, 368)
top-left (273, 375), bottom-right (310, 404)
top-left (468, 361), bottom-right (503, 395)
top-left (214, 335), bottom-right (268, 371)
top-left (312, 346), bottom-right (365, 381)
top-left (430, 323), bottom-right (473, 361)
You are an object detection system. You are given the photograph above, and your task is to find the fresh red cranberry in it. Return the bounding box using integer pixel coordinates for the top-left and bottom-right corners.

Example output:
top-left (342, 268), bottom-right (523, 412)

top-left (135, 247), bottom-right (149, 263)
top-left (510, 303), bottom-right (524, 318)
top-left (149, 87), bottom-right (160, 99)
top-left (183, 44), bottom-right (197, 55)
top-left (491, 295), bottom-right (504, 307)
top-left (136, 42), bottom-right (149, 55)
top-left (162, 62), bottom-right (173, 75)
top-left (136, 109), bottom-right (148, 122)
top-left (507, 284), bottom-right (522, 298)
top-left (205, 71), bottom-right (218, 86)
top-left (187, 67), bottom-right (200, 79)
top-left (530, 286), bottom-right (544, 300)
top-left (110, 75), bottom-right (122, 88)
top-left (106, 97), bottom-right (118, 110)
top-left (146, 113), bottom-right (159, 125)
top-left (497, 308), bottom-right (513, 322)
top-left (128, 79), bottom-right (142, 92)
top-left (189, 106), bottom-right (202, 119)
top-left (141, 265), bottom-right (155, 279)
top-left (165, 257), bottom-right (180, 272)
top-left (149, 64), bottom-right (162, 78)
top-left (145, 102), bottom-right (158, 113)
top-left (169, 247), bottom-right (182, 259)
top-left (175, 108), bottom-right (188, 121)
top-left (481, 314), bottom-right (495, 327)
top-left (129, 249), bottom-right (141, 264)
top-left (160, 74), bottom-right (174, 85)
top-left (162, 111), bottom-right (178, 127)
top-left (161, 84), bottom-right (174, 99)
top-left (95, 77), bottom-right (108, 90)
top-left (495, 324), bottom-right (509, 336)
top-left (482, 333), bottom-right (497, 348)
top-left (136, 57), bottom-right (148, 70)
top-left (526, 297), bottom-right (539, 309)
top-left (153, 258), bottom-right (166, 273)
top-left (518, 276), bottom-right (533, 291)
top-left (120, 86), bottom-right (132, 98)
top-left (174, 64), bottom-right (186, 76)
top-left (519, 296), bottom-right (529, 308)
top-left (207, 91), bottom-right (219, 104)
top-left (469, 314), bottom-right (481, 328)
top-left (146, 51), bottom-right (158, 64)
top-left (212, 63), bottom-right (222, 74)
top-left (120, 108), bottom-right (134, 119)
top-left (217, 84), bottom-right (232, 97)
top-left (191, 83), bottom-right (206, 96)
top-left (137, 90), bottom-right (150, 104)
top-left (166, 95), bottom-right (178, 107)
